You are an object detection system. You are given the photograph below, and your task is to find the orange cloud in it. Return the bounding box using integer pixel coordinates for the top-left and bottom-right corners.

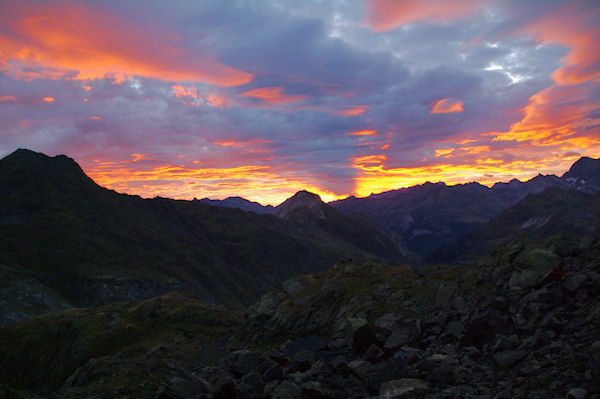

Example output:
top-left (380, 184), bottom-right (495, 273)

top-left (0, 3), bottom-right (252, 86)
top-left (171, 85), bottom-right (199, 99)
top-left (238, 87), bottom-right (308, 104)
top-left (477, 3), bottom-right (600, 164)
top-left (42, 97), bottom-right (55, 103)
top-left (518, 5), bottom-right (600, 85)
top-left (171, 85), bottom-right (230, 108)
top-left (213, 138), bottom-right (273, 150)
top-left (364, 0), bottom-right (484, 32)
top-left (348, 130), bottom-right (377, 136)
top-left (434, 148), bottom-right (454, 157)
top-left (493, 84), bottom-right (598, 146)
top-left (0, 95), bottom-right (16, 102)
top-left (430, 98), bottom-right (464, 114)
top-left (335, 105), bottom-right (369, 116)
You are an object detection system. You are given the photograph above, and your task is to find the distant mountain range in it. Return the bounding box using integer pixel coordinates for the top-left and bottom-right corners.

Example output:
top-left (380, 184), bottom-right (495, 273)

top-left (198, 157), bottom-right (600, 257)
top-left (1, 149), bottom-right (599, 327)
top-left (330, 157), bottom-right (600, 256)
top-left (196, 196), bottom-right (274, 214)
top-left (0, 149), bottom-right (409, 326)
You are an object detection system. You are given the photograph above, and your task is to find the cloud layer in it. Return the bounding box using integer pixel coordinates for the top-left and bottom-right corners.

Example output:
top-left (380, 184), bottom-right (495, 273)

top-left (0, 0), bottom-right (598, 205)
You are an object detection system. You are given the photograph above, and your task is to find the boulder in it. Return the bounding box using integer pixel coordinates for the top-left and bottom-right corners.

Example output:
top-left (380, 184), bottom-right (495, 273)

top-left (379, 378), bottom-right (429, 398)
top-left (508, 248), bottom-right (561, 289)
top-left (494, 349), bottom-right (528, 368)
top-left (461, 309), bottom-right (505, 347)
top-left (357, 358), bottom-right (407, 393)
top-left (156, 369), bottom-right (211, 399)
top-left (212, 377), bottom-right (241, 399)
top-left (436, 282), bottom-right (457, 308)
top-left (384, 321), bottom-right (418, 351)
top-left (272, 381), bottom-right (301, 399)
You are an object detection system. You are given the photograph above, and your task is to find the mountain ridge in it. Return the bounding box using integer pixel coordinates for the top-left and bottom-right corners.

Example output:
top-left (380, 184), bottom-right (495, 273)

top-left (0, 149), bottom-right (411, 327)
top-left (329, 157), bottom-right (600, 256)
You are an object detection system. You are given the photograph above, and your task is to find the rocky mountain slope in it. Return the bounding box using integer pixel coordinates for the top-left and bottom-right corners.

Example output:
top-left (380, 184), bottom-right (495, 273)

top-left (1, 235), bottom-right (598, 398)
top-left (330, 157), bottom-right (600, 256)
top-left (197, 197), bottom-right (274, 214)
top-left (273, 191), bottom-right (416, 264)
top-left (0, 149), bottom-right (409, 326)
top-left (563, 157), bottom-right (600, 193)
top-left (432, 187), bottom-right (600, 264)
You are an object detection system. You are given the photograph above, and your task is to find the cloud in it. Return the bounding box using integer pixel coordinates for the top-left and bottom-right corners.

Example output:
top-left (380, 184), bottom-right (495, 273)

top-left (364, 0), bottom-right (485, 32)
top-left (511, 2), bottom-right (600, 85)
top-left (0, 2), bottom-right (253, 86)
top-left (334, 105), bottom-right (369, 116)
top-left (0, 0), bottom-right (598, 205)
top-left (430, 98), bottom-right (464, 114)
top-left (238, 87), bottom-right (309, 105)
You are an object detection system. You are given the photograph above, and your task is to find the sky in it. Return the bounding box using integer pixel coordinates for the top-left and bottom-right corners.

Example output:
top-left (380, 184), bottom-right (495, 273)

top-left (0, 0), bottom-right (599, 205)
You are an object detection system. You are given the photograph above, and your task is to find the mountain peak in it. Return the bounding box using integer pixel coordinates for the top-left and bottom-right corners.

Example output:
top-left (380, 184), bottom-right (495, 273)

top-left (562, 156), bottom-right (600, 193)
top-left (274, 190), bottom-right (325, 219)
top-left (0, 148), bottom-right (98, 194)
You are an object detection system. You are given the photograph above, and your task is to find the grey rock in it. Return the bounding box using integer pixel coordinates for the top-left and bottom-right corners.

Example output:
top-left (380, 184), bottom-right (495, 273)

top-left (462, 309), bottom-right (505, 347)
top-left (212, 377), bottom-right (241, 399)
top-left (379, 378), bottom-right (429, 398)
top-left (286, 336), bottom-right (328, 357)
top-left (494, 349), bottom-right (528, 368)
top-left (156, 369), bottom-right (211, 399)
top-left (436, 282), bottom-right (457, 308)
top-left (272, 381), bottom-right (301, 399)
top-left (508, 248), bottom-right (561, 289)
top-left (446, 320), bottom-right (465, 339)
top-left (566, 388), bottom-right (587, 399)
top-left (349, 324), bottom-right (377, 355)
top-left (358, 359), bottom-right (407, 393)
top-left (384, 321), bottom-right (418, 350)
top-left (375, 313), bottom-right (403, 331)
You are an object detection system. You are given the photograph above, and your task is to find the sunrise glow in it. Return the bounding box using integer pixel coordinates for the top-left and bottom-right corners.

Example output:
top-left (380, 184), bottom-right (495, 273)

top-left (0, 0), bottom-right (598, 205)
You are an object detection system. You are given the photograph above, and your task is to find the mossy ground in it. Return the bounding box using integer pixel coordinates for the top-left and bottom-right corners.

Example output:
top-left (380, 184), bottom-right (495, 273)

top-left (0, 292), bottom-right (243, 398)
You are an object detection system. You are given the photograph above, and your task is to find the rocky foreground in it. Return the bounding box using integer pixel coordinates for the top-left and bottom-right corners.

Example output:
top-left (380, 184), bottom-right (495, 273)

top-left (0, 236), bottom-right (598, 398)
top-left (159, 236), bottom-right (600, 399)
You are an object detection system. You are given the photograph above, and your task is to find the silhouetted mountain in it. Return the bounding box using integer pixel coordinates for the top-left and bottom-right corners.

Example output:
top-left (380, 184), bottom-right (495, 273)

top-left (0, 149), bottom-right (409, 325)
top-left (274, 190), bottom-right (416, 263)
top-left (330, 158), bottom-right (599, 256)
top-left (562, 156), bottom-right (600, 193)
top-left (491, 174), bottom-right (568, 203)
top-left (431, 187), bottom-right (600, 263)
top-left (197, 196), bottom-right (274, 214)
top-left (330, 181), bottom-right (504, 256)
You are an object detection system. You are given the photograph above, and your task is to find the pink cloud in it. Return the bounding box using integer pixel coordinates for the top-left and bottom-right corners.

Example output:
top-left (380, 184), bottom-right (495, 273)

top-left (334, 105), bottom-right (369, 116)
top-left (171, 85), bottom-right (230, 108)
top-left (517, 4), bottom-right (600, 85)
top-left (364, 0), bottom-right (484, 32)
top-left (430, 98), bottom-right (464, 114)
top-left (238, 87), bottom-right (309, 104)
top-left (0, 2), bottom-right (253, 86)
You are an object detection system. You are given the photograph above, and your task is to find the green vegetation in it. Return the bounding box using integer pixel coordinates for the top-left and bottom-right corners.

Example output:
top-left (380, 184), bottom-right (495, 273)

top-left (0, 292), bottom-right (242, 398)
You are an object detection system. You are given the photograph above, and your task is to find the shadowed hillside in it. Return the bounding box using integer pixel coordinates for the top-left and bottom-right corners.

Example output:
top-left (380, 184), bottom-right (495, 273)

top-left (0, 149), bottom-right (409, 325)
